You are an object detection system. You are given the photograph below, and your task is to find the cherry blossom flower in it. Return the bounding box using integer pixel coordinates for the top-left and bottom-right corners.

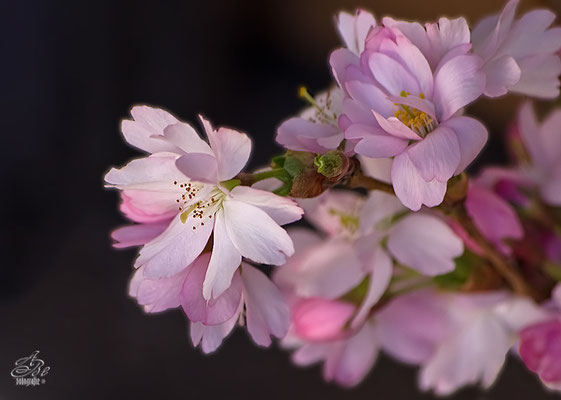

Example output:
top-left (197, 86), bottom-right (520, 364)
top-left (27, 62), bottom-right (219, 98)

top-left (275, 190), bottom-right (463, 319)
top-left (331, 23), bottom-right (487, 210)
top-left (516, 102), bottom-right (561, 206)
top-left (276, 87), bottom-right (348, 154)
top-left (419, 292), bottom-right (547, 395)
top-left (472, 0), bottom-right (561, 98)
top-left (284, 317), bottom-right (380, 387)
top-left (106, 106), bottom-right (303, 302)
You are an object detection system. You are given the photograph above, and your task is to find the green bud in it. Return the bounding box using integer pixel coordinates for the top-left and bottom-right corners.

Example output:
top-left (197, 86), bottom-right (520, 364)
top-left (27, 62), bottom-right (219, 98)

top-left (314, 150), bottom-right (344, 178)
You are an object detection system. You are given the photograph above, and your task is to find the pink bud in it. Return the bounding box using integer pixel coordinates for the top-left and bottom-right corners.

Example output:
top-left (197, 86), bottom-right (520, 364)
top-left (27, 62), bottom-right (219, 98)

top-left (292, 298), bottom-right (355, 341)
top-left (519, 319), bottom-right (561, 383)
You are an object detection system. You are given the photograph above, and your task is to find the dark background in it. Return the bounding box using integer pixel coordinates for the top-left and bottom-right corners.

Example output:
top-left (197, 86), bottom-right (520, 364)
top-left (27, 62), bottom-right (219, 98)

top-left (2, 0), bottom-right (561, 399)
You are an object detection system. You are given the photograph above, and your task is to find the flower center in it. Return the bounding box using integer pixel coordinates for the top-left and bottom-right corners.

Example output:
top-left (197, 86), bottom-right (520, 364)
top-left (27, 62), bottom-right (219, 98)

top-left (175, 183), bottom-right (225, 230)
top-left (394, 91), bottom-right (436, 138)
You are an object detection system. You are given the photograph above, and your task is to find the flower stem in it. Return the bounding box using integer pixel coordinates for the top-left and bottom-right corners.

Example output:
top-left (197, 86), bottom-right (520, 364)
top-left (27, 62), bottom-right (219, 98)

top-left (236, 169), bottom-right (290, 186)
top-left (346, 170), bottom-right (395, 195)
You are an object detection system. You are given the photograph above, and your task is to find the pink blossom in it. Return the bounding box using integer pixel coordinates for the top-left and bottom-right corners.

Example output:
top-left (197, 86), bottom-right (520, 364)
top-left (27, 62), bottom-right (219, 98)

top-left (130, 254), bottom-right (289, 352)
top-left (190, 262), bottom-right (290, 352)
top-left (420, 292), bottom-right (547, 395)
top-left (472, 0), bottom-right (561, 98)
top-left (331, 23), bottom-right (487, 210)
top-left (276, 191), bottom-right (462, 313)
top-left (465, 173), bottom-right (524, 255)
top-left (276, 88), bottom-right (350, 154)
top-left (517, 102), bottom-right (561, 206)
top-left (107, 107), bottom-right (303, 302)
top-left (286, 319), bottom-right (380, 387)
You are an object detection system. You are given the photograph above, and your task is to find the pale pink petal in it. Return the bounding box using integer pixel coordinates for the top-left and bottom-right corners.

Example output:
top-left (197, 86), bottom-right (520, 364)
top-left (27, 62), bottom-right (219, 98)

top-left (136, 214), bottom-right (214, 279)
top-left (104, 153), bottom-right (184, 191)
top-left (136, 263), bottom-right (190, 313)
top-left (372, 111), bottom-right (422, 140)
top-left (407, 126), bottom-right (460, 182)
top-left (336, 10), bottom-right (377, 55)
top-left (351, 242), bottom-right (393, 327)
top-left (292, 298), bottom-right (355, 341)
top-left (201, 116), bottom-right (252, 181)
top-left (466, 183), bottom-right (523, 250)
top-left (202, 209), bottom-right (242, 300)
top-left (241, 264), bottom-right (290, 346)
top-left (482, 55), bottom-right (521, 97)
top-left (388, 214), bottom-right (463, 276)
top-left (181, 253), bottom-right (243, 325)
top-left (222, 200), bottom-right (294, 265)
top-left (119, 191), bottom-right (177, 223)
top-left (159, 122), bottom-right (213, 155)
top-left (513, 54), bottom-right (561, 98)
top-left (381, 33), bottom-right (434, 97)
top-left (323, 320), bottom-right (379, 387)
top-left (276, 118), bottom-right (342, 153)
top-left (349, 125), bottom-right (410, 158)
top-left (359, 191), bottom-right (404, 235)
top-left (359, 155), bottom-right (393, 183)
top-left (377, 290), bottom-right (450, 364)
top-left (541, 164), bottom-right (561, 206)
top-left (425, 17), bottom-right (471, 68)
top-left (329, 48), bottom-right (360, 88)
top-left (345, 80), bottom-right (395, 117)
top-left (121, 105), bottom-right (179, 153)
top-left (419, 312), bottom-right (512, 395)
top-left (175, 152), bottom-right (218, 183)
top-left (442, 116), bottom-right (488, 174)
top-left (518, 102), bottom-right (544, 167)
top-left (104, 153), bottom-right (188, 222)
top-left (229, 186), bottom-right (303, 226)
top-left (190, 307), bottom-right (240, 354)
top-left (391, 152), bottom-right (447, 211)
top-left (433, 55), bottom-right (485, 121)
top-left (111, 222), bottom-right (169, 248)
top-left (539, 110), bottom-right (561, 166)
top-left (274, 237), bottom-right (365, 300)
top-left (382, 17), bottom-right (431, 63)
top-left (369, 52), bottom-right (420, 95)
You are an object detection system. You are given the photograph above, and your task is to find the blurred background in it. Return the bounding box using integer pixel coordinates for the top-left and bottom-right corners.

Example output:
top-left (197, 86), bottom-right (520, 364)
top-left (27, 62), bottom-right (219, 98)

top-left (2, 0), bottom-right (561, 399)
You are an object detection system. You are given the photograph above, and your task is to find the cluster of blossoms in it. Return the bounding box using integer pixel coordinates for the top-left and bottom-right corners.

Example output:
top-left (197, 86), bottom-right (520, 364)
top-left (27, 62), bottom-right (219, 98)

top-left (106, 0), bottom-right (561, 395)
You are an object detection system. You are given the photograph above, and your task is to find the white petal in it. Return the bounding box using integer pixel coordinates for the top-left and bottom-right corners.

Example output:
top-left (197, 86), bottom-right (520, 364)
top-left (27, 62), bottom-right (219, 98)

top-left (202, 209), bottom-right (242, 300)
top-left (223, 200), bottom-right (294, 266)
top-left (230, 186), bottom-right (303, 226)
top-left (136, 214), bottom-right (213, 279)
top-left (241, 264), bottom-right (290, 346)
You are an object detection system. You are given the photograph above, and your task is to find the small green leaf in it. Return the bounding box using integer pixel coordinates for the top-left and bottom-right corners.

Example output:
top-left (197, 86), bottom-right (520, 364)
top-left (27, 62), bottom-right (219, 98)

top-left (433, 250), bottom-right (478, 289)
top-left (283, 156), bottom-right (305, 178)
top-left (544, 262), bottom-right (561, 282)
top-left (340, 277), bottom-right (370, 305)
